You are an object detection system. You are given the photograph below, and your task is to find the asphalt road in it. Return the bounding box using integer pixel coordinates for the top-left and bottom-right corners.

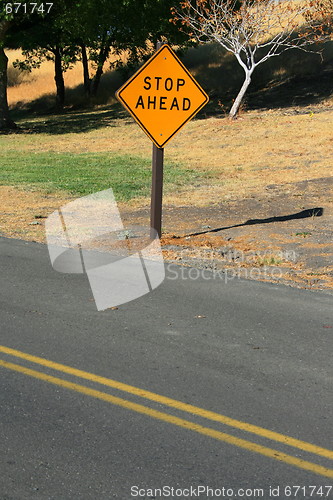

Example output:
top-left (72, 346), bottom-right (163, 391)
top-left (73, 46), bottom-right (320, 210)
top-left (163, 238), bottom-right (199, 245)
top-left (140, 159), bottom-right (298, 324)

top-left (0, 236), bottom-right (332, 500)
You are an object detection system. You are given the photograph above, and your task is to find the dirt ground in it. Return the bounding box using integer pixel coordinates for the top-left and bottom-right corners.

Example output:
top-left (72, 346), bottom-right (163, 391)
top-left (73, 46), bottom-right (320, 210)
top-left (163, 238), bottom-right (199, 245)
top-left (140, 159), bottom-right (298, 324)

top-left (1, 175), bottom-right (332, 293)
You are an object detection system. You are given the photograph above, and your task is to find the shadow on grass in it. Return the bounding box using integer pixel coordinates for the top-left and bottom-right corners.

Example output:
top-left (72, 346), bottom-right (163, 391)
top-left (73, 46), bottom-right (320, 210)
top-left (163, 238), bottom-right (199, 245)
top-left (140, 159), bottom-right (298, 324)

top-left (9, 66), bottom-right (130, 134)
top-left (185, 40), bottom-right (333, 117)
top-left (11, 103), bottom-right (130, 134)
top-left (246, 67), bottom-right (333, 112)
top-left (183, 208), bottom-right (324, 237)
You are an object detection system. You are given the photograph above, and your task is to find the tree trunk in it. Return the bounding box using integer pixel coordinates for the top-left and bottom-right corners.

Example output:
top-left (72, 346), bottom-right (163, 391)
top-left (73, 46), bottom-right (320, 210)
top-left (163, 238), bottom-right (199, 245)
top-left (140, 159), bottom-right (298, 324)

top-left (54, 46), bottom-right (65, 110)
top-left (0, 22), bottom-right (17, 130)
top-left (229, 70), bottom-right (253, 119)
top-left (81, 43), bottom-right (91, 97)
top-left (91, 44), bottom-right (110, 97)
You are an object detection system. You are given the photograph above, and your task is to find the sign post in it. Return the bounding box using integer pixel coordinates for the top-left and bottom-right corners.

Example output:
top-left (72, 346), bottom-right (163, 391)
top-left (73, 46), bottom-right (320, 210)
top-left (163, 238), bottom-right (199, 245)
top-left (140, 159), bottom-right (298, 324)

top-left (151, 140), bottom-right (164, 238)
top-left (116, 42), bottom-right (209, 238)
top-left (150, 41), bottom-right (165, 239)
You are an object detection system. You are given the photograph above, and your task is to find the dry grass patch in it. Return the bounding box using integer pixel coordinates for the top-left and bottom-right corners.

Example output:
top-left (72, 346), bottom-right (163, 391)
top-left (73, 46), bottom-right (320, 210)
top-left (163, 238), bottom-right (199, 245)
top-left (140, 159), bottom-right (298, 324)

top-left (0, 186), bottom-right (72, 241)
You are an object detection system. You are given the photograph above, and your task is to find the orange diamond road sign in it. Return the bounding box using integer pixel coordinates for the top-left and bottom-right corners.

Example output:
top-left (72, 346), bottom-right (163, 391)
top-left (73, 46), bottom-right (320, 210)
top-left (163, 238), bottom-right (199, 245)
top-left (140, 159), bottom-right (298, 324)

top-left (116, 44), bottom-right (209, 148)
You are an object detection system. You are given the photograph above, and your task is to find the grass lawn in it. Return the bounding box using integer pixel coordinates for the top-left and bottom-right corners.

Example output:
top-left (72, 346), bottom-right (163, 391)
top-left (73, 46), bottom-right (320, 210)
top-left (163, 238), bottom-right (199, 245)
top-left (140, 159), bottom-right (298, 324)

top-left (0, 151), bottom-right (210, 202)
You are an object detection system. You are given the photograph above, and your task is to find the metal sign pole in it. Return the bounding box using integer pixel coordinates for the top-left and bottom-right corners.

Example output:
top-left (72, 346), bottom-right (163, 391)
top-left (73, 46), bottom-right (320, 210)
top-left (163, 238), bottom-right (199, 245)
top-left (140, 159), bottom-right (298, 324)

top-left (150, 144), bottom-right (164, 238)
top-left (150, 41), bottom-right (164, 239)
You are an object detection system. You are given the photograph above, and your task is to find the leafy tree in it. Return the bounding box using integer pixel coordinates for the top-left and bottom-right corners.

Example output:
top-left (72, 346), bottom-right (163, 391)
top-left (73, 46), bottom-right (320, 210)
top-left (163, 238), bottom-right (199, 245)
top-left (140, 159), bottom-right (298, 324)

top-left (10, 0), bottom-right (82, 109)
top-left (0, 0), bottom-right (60, 128)
top-left (172, 0), bottom-right (330, 118)
top-left (78, 0), bottom-right (188, 98)
top-left (0, 0), bottom-right (188, 126)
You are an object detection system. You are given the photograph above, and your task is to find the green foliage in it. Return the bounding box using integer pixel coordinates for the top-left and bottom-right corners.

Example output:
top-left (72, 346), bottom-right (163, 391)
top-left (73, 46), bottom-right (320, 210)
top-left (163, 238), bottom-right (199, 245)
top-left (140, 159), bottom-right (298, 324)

top-left (13, 46), bottom-right (78, 73)
top-left (0, 0), bottom-right (53, 34)
top-left (0, 0), bottom-right (191, 126)
top-left (7, 63), bottom-right (31, 85)
top-left (7, 1), bottom-right (81, 59)
top-left (296, 232), bottom-right (312, 237)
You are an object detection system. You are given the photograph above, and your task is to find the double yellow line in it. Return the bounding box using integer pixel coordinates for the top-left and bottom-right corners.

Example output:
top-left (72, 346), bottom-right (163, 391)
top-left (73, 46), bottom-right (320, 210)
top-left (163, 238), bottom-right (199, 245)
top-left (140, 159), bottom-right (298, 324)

top-left (0, 344), bottom-right (332, 478)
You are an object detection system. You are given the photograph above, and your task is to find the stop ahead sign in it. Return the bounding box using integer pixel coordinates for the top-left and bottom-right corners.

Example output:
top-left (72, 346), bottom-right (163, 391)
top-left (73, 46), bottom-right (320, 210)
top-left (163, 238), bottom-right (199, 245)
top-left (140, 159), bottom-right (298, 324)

top-left (116, 44), bottom-right (209, 148)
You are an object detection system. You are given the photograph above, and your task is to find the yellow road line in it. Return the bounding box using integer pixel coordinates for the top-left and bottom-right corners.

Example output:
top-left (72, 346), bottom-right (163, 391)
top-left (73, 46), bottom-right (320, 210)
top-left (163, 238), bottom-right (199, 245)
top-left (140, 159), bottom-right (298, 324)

top-left (0, 345), bottom-right (332, 461)
top-left (1, 359), bottom-right (332, 479)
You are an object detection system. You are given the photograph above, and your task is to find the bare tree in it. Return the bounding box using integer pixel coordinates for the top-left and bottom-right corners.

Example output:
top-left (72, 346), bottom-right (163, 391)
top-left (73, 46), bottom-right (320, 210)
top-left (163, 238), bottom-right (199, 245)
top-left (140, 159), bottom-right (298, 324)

top-left (318, 0), bottom-right (333, 20)
top-left (308, 0), bottom-right (333, 28)
top-left (172, 0), bottom-right (329, 118)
